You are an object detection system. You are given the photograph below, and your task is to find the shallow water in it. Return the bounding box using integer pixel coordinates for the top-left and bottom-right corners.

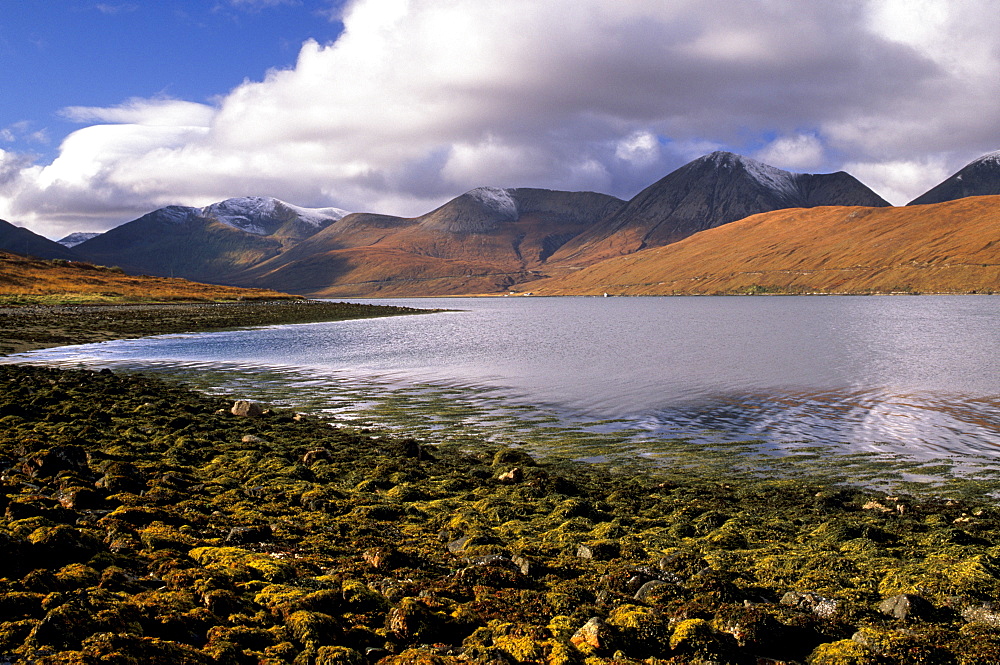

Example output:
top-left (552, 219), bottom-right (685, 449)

top-left (7, 295), bottom-right (1000, 482)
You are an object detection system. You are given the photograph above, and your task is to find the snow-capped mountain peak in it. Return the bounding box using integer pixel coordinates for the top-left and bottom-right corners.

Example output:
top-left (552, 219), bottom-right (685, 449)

top-left (57, 232), bottom-right (101, 248)
top-left (468, 187), bottom-right (518, 221)
top-left (972, 150), bottom-right (1000, 166)
top-left (201, 197), bottom-right (349, 235)
top-left (702, 151), bottom-right (800, 200)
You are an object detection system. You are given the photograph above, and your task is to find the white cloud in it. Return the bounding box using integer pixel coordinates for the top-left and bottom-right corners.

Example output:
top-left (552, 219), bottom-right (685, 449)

top-left (844, 158), bottom-right (951, 206)
top-left (616, 132), bottom-right (661, 167)
top-left (4, 0), bottom-right (1000, 237)
top-left (60, 98), bottom-right (215, 127)
top-left (756, 134), bottom-right (825, 171)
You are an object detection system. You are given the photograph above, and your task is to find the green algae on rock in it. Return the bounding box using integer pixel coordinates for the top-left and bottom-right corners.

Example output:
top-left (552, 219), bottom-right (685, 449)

top-left (2, 363), bottom-right (1000, 663)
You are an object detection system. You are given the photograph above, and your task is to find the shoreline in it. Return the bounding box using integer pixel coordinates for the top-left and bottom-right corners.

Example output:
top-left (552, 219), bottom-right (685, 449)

top-left (0, 299), bottom-right (436, 356)
top-left (0, 363), bottom-right (998, 662)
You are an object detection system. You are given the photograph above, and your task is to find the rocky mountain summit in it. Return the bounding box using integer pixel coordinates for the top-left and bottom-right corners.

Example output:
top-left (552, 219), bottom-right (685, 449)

top-left (549, 151), bottom-right (891, 265)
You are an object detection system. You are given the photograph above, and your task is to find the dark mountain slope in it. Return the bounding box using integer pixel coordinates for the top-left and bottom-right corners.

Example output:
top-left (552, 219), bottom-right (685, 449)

top-left (548, 151), bottom-right (890, 266)
top-left (526, 196), bottom-right (1000, 296)
top-left (909, 151), bottom-right (1000, 205)
top-left (0, 219), bottom-right (77, 260)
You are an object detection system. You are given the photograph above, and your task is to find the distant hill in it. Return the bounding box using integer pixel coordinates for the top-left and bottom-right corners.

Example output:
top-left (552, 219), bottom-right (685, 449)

top-left (235, 187), bottom-right (626, 296)
top-left (57, 232), bottom-right (101, 248)
top-left (74, 197), bottom-right (347, 284)
top-left (524, 196), bottom-right (1000, 296)
top-left (14, 152), bottom-right (908, 297)
top-left (0, 219), bottom-right (77, 260)
top-left (0, 250), bottom-right (297, 304)
top-left (547, 151), bottom-right (891, 266)
top-left (909, 150), bottom-right (1000, 205)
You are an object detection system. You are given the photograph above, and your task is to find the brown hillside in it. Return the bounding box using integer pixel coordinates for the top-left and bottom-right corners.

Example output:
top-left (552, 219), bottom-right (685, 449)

top-left (245, 246), bottom-right (534, 297)
top-left (0, 252), bottom-right (299, 304)
top-left (523, 196), bottom-right (1000, 296)
top-left (236, 189), bottom-right (623, 296)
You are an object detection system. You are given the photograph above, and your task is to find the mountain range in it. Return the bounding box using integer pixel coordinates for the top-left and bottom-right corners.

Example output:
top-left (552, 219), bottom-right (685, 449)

top-left (3, 150), bottom-right (999, 296)
top-left (524, 196), bottom-right (1000, 296)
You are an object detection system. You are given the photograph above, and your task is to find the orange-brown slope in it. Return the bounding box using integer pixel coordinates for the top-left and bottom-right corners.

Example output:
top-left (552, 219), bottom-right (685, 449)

top-left (0, 252), bottom-right (298, 303)
top-left (236, 188), bottom-right (624, 296)
top-left (523, 196), bottom-right (1000, 296)
top-left (243, 246), bottom-right (528, 297)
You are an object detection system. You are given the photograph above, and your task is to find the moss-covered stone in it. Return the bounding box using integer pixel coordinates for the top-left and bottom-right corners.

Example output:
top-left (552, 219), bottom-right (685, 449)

top-left (0, 363), bottom-right (998, 664)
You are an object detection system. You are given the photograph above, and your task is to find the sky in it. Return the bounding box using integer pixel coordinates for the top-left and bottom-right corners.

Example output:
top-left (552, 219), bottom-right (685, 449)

top-left (2, 0), bottom-right (999, 239)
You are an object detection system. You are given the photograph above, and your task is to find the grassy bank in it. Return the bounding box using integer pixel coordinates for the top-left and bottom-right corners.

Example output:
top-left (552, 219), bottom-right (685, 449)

top-left (0, 300), bottom-right (434, 355)
top-left (1, 364), bottom-right (1000, 664)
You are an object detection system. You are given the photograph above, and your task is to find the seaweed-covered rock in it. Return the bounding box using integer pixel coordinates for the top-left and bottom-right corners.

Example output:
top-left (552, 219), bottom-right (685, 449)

top-left (190, 546), bottom-right (297, 582)
top-left (782, 591), bottom-right (841, 619)
top-left (1, 363), bottom-right (999, 664)
top-left (669, 617), bottom-right (740, 662)
top-left (225, 524), bottom-right (273, 545)
top-left (18, 445), bottom-right (89, 478)
top-left (315, 645), bottom-right (366, 664)
top-left (807, 638), bottom-right (881, 665)
top-left (576, 540), bottom-right (620, 560)
top-left (80, 631), bottom-right (212, 664)
top-left (386, 597), bottom-right (445, 642)
top-left (28, 524), bottom-right (102, 566)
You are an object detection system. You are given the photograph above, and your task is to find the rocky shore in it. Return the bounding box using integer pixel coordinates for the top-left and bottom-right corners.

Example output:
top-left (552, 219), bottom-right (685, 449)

top-left (0, 300), bottom-right (431, 355)
top-left (1, 363), bottom-right (999, 664)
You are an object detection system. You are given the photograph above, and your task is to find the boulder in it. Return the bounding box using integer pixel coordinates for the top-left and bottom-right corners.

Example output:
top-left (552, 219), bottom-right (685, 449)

top-left (570, 617), bottom-right (607, 650)
top-left (878, 593), bottom-right (935, 621)
top-left (231, 400), bottom-right (265, 417)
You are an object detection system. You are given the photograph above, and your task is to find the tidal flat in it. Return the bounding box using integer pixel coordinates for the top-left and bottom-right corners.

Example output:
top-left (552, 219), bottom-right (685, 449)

top-left (3, 363), bottom-right (1000, 664)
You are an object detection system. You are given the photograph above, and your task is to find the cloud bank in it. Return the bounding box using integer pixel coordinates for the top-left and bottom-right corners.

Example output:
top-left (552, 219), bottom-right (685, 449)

top-left (3, 0), bottom-right (1000, 238)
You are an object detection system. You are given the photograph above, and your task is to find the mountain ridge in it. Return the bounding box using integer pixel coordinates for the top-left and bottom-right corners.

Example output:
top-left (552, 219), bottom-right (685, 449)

top-left (12, 150), bottom-right (992, 297)
top-left (547, 151), bottom-right (891, 266)
top-left (908, 151), bottom-right (1000, 205)
top-left (72, 197), bottom-right (347, 284)
top-left (523, 196), bottom-right (1000, 296)
top-left (0, 219), bottom-right (78, 260)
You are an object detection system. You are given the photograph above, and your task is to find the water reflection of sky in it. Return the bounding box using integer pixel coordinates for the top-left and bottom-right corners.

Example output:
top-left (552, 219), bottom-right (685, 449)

top-left (5, 296), bottom-right (1000, 465)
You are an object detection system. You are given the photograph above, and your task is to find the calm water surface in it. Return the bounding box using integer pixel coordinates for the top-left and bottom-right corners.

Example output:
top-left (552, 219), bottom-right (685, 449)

top-left (7, 296), bottom-right (1000, 469)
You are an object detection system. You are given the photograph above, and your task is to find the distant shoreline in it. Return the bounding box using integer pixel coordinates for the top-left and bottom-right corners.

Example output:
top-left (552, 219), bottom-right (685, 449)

top-left (0, 299), bottom-right (437, 356)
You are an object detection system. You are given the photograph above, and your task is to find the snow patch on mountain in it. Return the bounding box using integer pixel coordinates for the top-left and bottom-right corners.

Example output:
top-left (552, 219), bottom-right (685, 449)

top-left (282, 202), bottom-right (351, 227)
top-left (972, 150), bottom-right (1000, 166)
top-left (157, 206), bottom-right (200, 224)
top-left (699, 151), bottom-right (808, 202)
top-left (468, 187), bottom-right (518, 221)
top-left (57, 232), bottom-right (101, 248)
top-left (734, 155), bottom-right (800, 200)
top-left (201, 197), bottom-right (349, 235)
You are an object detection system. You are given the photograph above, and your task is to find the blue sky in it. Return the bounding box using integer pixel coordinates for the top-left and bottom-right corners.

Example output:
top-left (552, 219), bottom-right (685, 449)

top-left (2, 0), bottom-right (999, 238)
top-left (1, 2), bottom-right (345, 160)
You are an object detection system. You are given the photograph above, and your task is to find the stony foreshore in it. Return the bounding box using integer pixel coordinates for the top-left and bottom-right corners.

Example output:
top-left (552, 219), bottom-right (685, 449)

top-left (1, 363), bottom-right (1000, 664)
top-left (0, 300), bottom-right (431, 355)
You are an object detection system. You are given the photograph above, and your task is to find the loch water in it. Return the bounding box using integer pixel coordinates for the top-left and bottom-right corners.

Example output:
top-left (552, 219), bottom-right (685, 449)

top-left (8, 296), bottom-right (1000, 481)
